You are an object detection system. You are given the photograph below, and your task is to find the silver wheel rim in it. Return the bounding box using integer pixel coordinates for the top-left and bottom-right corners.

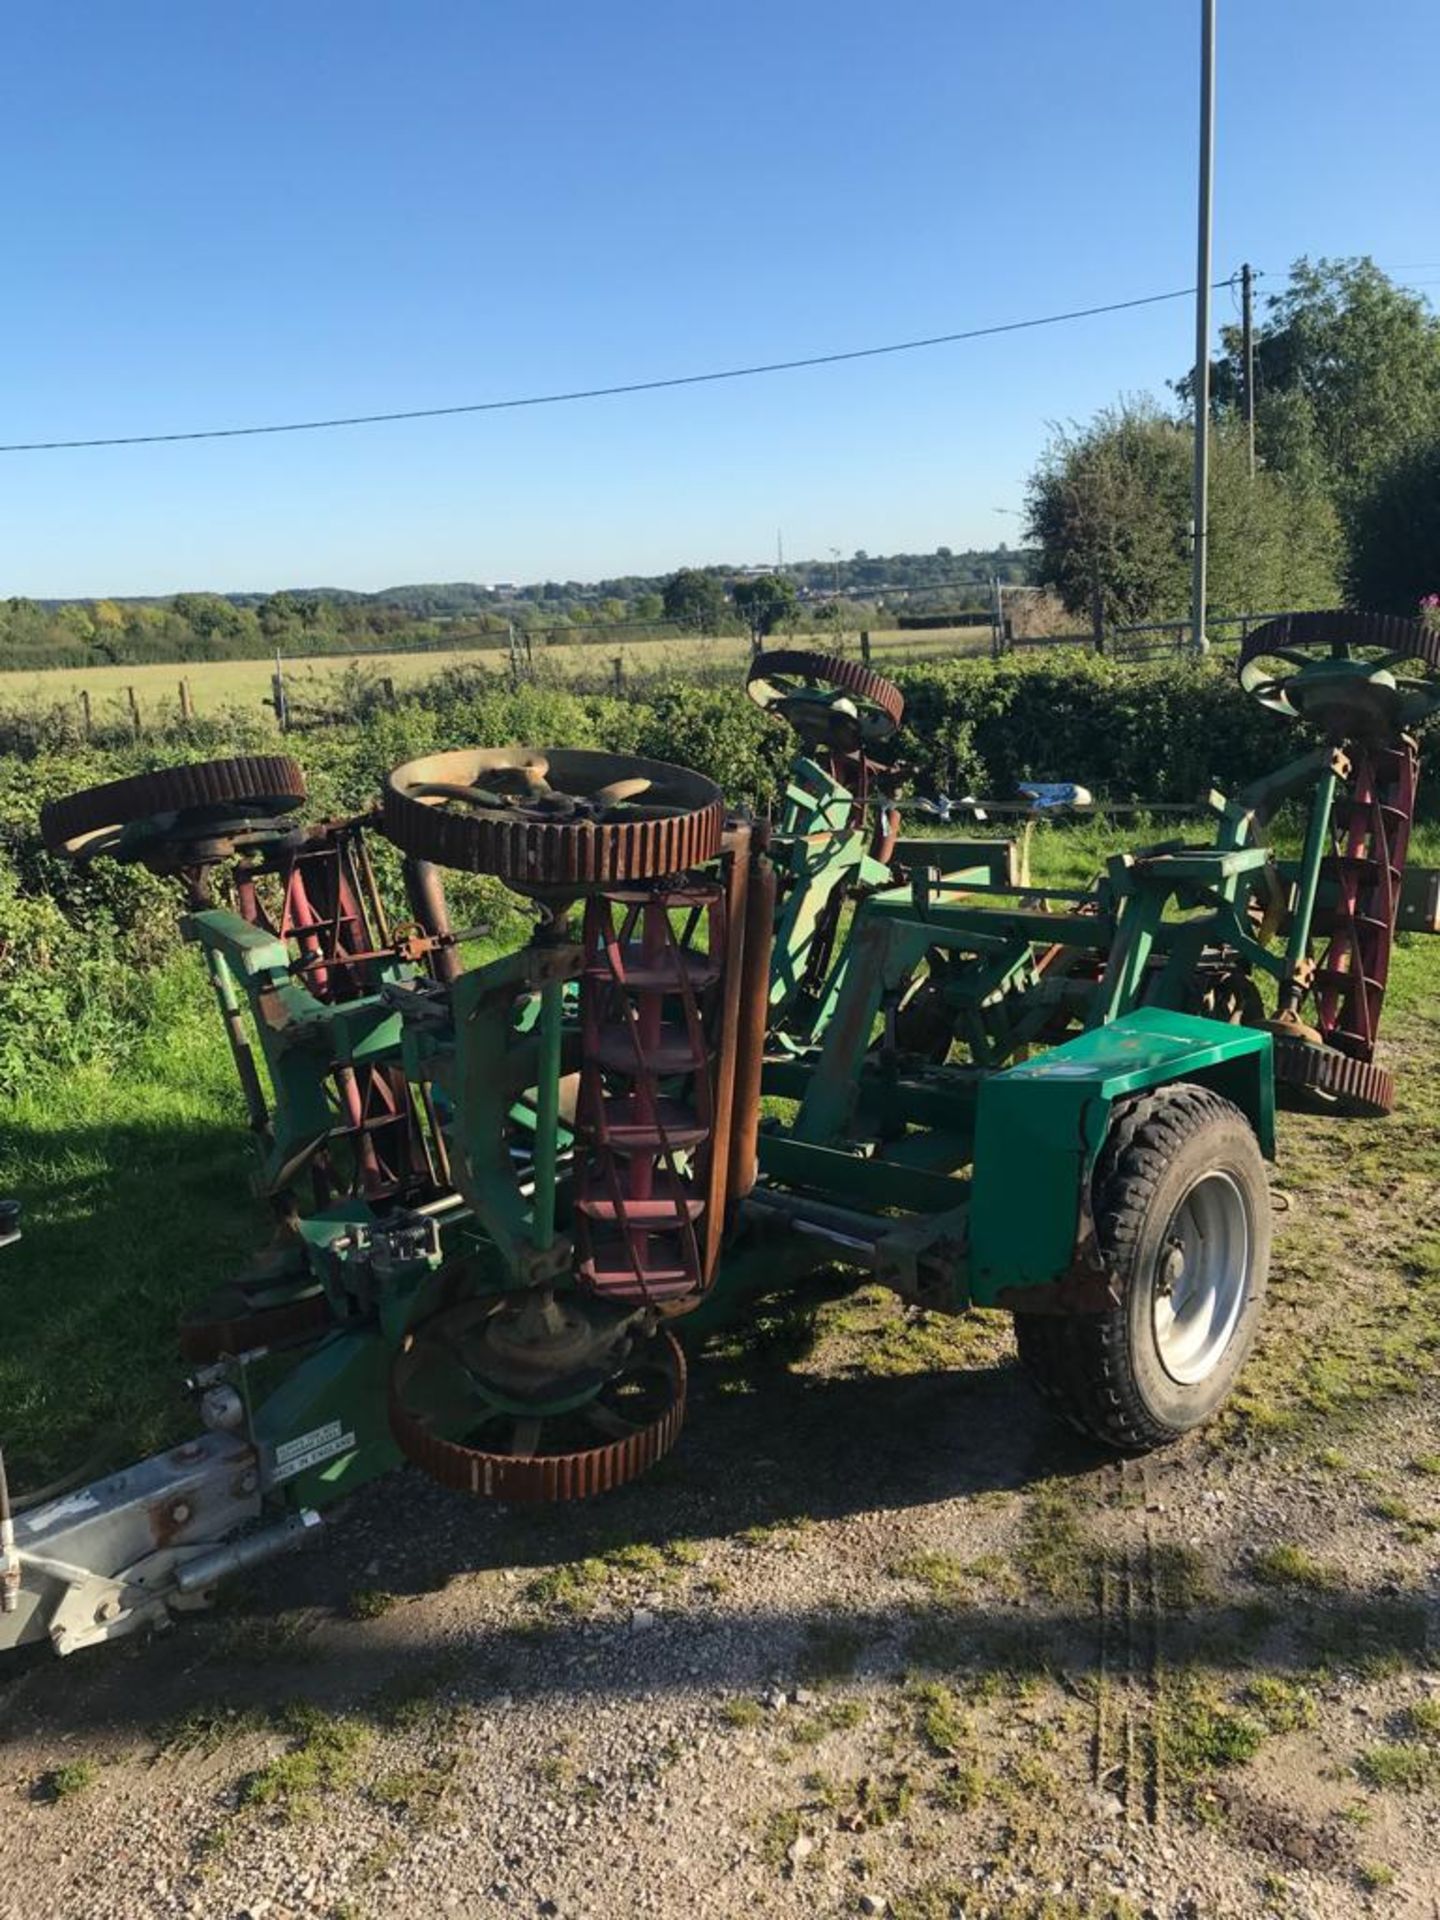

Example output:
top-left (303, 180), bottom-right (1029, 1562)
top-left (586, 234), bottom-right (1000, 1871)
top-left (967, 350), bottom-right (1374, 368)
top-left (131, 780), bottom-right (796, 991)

top-left (1151, 1169), bottom-right (1250, 1386)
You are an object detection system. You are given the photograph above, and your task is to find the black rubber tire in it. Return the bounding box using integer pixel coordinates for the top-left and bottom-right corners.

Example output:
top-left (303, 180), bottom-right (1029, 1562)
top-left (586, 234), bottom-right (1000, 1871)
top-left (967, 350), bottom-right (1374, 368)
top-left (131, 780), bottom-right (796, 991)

top-left (1013, 1082), bottom-right (1271, 1452)
top-left (41, 755), bottom-right (307, 857)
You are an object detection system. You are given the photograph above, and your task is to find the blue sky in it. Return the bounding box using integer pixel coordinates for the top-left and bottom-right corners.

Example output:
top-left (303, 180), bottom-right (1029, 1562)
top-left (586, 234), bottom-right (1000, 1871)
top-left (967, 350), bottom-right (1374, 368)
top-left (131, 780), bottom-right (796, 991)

top-left (3, 1), bottom-right (1436, 598)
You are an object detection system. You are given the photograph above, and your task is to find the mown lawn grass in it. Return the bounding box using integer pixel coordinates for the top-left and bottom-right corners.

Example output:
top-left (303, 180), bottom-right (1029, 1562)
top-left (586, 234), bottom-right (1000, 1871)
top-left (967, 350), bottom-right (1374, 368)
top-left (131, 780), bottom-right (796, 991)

top-left (0, 957), bottom-right (252, 1485)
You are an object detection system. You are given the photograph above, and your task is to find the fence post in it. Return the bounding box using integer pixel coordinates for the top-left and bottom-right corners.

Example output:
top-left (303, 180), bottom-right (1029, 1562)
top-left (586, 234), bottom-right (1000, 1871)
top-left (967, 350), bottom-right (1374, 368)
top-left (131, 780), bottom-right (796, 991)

top-left (127, 686), bottom-right (142, 739)
top-left (860, 630), bottom-right (872, 665)
top-left (612, 655), bottom-right (624, 697)
top-left (1090, 579), bottom-right (1106, 657)
top-left (990, 575), bottom-right (1004, 659)
top-left (79, 689), bottom-right (92, 741)
top-left (271, 651), bottom-right (289, 733)
top-left (381, 676), bottom-right (396, 708)
top-left (179, 677), bottom-right (193, 721)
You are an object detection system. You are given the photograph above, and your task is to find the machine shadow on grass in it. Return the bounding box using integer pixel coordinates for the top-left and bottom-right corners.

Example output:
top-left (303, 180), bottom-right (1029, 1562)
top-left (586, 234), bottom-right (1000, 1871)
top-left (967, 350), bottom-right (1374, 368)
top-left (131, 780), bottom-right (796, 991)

top-left (0, 1111), bottom-right (258, 1485)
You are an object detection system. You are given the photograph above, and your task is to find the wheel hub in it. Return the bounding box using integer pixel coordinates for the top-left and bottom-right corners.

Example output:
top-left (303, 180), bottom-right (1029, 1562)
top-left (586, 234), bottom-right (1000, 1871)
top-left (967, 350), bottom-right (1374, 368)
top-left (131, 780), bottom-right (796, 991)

top-left (1151, 1170), bottom-right (1249, 1386)
top-left (471, 1291), bottom-right (636, 1391)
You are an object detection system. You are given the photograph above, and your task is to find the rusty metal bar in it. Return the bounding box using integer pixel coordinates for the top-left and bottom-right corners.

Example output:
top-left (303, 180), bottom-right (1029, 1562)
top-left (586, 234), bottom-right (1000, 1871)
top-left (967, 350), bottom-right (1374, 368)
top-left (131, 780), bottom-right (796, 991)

top-left (701, 822), bottom-right (752, 1278)
top-left (727, 830), bottom-right (776, 1205)
top-left (402, 857), bottom-right (462, 985)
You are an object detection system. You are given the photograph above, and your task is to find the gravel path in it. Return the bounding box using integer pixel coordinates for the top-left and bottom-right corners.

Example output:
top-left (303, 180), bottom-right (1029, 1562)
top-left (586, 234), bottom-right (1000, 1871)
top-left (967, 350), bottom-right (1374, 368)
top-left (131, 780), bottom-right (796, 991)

top-left (3, 1039), bottom-right (1439, 1920)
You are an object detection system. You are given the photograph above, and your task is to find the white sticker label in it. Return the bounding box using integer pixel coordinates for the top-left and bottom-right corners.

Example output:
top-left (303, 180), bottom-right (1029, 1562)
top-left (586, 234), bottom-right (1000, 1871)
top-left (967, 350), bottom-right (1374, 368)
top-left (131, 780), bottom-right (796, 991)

top-left (273, 1421), bottom-right (356, 1482)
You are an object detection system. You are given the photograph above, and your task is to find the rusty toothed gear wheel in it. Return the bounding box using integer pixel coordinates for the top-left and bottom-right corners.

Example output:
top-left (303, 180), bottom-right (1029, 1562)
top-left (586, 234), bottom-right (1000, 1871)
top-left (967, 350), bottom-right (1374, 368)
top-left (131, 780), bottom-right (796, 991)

top-left (1271, 1033), bottom-right (1396, 1119)
top-left (1239, 610), bottom-right (1440, 734)
top-left (388, 1318), bottom-right (687, 1502)
top-left (746, 648), bottom-right (904, 743)
top-left (41, 754), bottom-right (307, 862)
top-left (382, 746), bottom-right (724, 889)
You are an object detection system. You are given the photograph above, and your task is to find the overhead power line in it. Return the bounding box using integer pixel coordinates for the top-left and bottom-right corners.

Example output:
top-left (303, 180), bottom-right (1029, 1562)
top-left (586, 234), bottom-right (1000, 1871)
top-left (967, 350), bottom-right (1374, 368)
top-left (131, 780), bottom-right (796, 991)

top-left (0, 281), bottom-right (1236, 455)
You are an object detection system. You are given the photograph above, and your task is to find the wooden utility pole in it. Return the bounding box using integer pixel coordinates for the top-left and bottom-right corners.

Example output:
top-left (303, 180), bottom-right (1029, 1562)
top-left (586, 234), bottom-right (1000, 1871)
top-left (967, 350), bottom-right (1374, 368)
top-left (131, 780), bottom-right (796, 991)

top-left (178, 677), bottom-right (193, 721)
top-left (79, 690), bottom-right (92, 740)
top-left (1241, 260), bottom-right (1256, 479)
top-left (127, 686), bottom-right (142, 738)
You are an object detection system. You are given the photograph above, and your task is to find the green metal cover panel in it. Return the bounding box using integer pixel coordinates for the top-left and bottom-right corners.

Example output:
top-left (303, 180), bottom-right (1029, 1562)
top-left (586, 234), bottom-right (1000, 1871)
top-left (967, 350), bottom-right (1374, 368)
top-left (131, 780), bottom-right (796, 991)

top-left (967, 1009), bottom-right (1273, 1307)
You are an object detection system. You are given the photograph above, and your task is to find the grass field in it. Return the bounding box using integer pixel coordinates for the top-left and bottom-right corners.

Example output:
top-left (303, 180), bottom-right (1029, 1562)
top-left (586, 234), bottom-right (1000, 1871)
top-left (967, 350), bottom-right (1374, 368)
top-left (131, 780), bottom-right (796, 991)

top-left (0, 625), bottom-right (994, 726)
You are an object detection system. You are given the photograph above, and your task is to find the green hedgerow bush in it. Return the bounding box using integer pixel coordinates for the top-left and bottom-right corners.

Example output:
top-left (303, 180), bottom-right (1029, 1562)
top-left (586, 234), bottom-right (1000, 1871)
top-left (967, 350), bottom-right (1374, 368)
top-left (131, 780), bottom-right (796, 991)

top-left (0, 649), bottom-right (1433, 1096)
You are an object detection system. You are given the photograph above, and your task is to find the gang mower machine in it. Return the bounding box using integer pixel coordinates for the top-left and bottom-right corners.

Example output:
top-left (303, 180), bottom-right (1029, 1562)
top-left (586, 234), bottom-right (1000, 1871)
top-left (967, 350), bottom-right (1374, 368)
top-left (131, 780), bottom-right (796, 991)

top-left (3, 610), bottom-right (1439, 1656)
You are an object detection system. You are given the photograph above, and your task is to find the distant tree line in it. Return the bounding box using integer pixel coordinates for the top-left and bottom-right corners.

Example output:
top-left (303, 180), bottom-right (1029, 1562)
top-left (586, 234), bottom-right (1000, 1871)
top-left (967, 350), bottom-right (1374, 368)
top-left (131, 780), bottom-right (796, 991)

top-left (0, 545), bottom-right (1037, 673)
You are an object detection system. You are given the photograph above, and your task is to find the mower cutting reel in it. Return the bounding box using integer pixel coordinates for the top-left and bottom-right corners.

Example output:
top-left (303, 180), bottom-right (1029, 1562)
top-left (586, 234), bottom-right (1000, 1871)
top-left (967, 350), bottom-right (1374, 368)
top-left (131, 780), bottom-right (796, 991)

top-left (377, 745), bottom-right (738, 1500)
top-left (1236, 611), bottom-right (1440, 1113)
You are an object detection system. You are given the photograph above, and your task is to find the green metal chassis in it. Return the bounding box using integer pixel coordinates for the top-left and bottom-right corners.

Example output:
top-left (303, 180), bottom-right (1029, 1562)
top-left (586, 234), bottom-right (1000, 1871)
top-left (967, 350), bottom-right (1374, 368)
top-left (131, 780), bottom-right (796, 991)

top-left (171, 764), bottom-right (1282, 1512)
top-left (181, 728), bottom-right (1424, 1519)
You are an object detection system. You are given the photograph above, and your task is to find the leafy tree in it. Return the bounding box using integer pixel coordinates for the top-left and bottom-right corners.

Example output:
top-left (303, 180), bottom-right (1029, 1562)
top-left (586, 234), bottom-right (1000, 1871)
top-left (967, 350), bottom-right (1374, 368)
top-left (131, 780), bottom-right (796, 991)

top-left (55, 604), bottom-right (94, 646)
top-left (1206, 431), bottom-right (1341, 616)
top-left (170, 592), bottom-right (248, 643)
top-left (1026, 399), bottom-right (1339, 628)
top-left (1346, 438), bottom-right (1440, 614)
top-left (732, 572), bottom-right (798, 645)
top-left (1027, 402), bottom-right (1192, 626)
top-left (661, 567), bottom-right (727, 630)
top-left (1179, 257), bottom-right (1440, 507)
top-left (258, 592), bottom-right (301, 640)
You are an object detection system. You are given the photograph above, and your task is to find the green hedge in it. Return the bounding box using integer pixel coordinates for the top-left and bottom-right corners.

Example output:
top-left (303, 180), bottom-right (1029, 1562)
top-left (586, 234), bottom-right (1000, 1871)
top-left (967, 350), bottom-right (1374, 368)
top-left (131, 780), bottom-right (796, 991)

top-left (0, 650), bottom-right (1431, 1094)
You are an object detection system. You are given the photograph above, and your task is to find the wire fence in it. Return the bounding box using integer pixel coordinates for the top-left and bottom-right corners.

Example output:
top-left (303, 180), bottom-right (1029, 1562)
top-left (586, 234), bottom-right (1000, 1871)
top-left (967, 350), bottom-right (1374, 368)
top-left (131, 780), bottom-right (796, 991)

top-left (0, 603), bottom-right (1304, 752)
top-left (1006, 608), bottom-right (1299, 662)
